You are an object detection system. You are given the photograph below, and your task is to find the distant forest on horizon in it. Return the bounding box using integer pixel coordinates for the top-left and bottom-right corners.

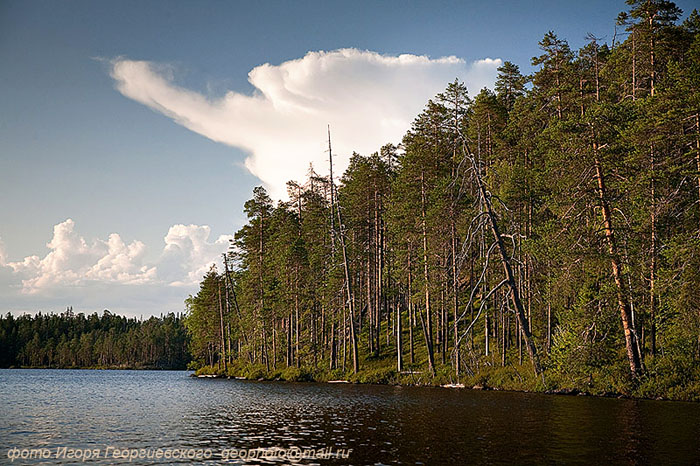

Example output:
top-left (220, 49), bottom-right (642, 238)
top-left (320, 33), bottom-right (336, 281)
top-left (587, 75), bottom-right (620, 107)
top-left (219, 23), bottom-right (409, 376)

top-left (0, 309), bottom-right (189, 369)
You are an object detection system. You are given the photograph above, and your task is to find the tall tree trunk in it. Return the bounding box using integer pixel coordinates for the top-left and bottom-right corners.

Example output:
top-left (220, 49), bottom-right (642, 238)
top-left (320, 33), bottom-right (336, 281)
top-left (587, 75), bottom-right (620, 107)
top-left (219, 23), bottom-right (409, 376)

top-left (367, 257), bottom-right (374, 354)
top-left (375, 189), bottom-right (382, 357)
top-left (632, 33), bottom-right (637, 101)
top-left (451, 222), bottom-right (460, 377)
top-left (330, 320), bottom-right (337, 370)
top-left (501, 301), bottom-right (507, 367)
top-left (647, 15), bottom-right (657, 355)
top-left (408, 245), bottom-right (415, 365)
top-left (225, 286), bottom-right (232, 364)
top-left (649, 15), bottom-right (656, 98)
top-left (696, 114), bottom-right (700, 237)
top-left (484, 310), bottom-right (490, 357)
top-left (218, 284), bottom-right (227, 371)
top-left (649, 143), bottom-right (657, 356)
top-left (295, 267), bottom-right (300, 368)
top-left (329, 130), bottom-right (359, 373)
top-left (286, 314), bottom-right (292, 367)
top-left (397, 297), bottom-right (403, 372)
top-left (547, 271), bottom-right (552, 353)
top-left (592, 144), bottom-right (643, 376)
top-left (420, 170), bottom-right (436, 375)
top-left (555, 62), bottom-right (563, 119)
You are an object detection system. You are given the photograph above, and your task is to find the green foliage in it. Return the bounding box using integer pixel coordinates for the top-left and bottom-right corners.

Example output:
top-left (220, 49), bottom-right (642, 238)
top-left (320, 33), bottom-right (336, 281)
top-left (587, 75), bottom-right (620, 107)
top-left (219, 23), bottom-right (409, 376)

top-left (184, 267), bottom-right (225, 367)
top-left (0, 309), bottom-right (190, 369)
top-left (186, 1), bottom-right (700, 401)
top-left (243, 363), bottom-right (269, 380)
top-left (186, 360), bottom-right (202, 371)
top-left (280, 366), bottom-right (314, 382)
top-left (350, 366), bottom-right (399, 385)
top-left (464, 365), bottom-right (540, 392)
top-left (195, 365), bottom-right (226, 377)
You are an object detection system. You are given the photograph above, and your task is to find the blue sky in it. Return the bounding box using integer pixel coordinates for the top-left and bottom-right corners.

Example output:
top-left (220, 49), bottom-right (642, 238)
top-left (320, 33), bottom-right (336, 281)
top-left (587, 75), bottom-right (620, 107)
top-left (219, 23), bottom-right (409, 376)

top-left (1, 0), bottom-right (696, 317)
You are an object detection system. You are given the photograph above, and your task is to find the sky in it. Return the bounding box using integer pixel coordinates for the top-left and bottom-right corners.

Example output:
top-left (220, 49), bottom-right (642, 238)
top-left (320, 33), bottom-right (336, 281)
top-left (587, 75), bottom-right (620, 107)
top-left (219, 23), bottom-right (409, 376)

top-left (1, 0), bottom-right (696, 318)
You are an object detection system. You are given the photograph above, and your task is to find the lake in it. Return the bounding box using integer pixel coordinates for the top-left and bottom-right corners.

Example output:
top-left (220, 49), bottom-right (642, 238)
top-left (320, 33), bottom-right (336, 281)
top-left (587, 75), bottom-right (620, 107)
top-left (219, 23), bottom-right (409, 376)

top-left (1, 369), bottom-right (699, 464)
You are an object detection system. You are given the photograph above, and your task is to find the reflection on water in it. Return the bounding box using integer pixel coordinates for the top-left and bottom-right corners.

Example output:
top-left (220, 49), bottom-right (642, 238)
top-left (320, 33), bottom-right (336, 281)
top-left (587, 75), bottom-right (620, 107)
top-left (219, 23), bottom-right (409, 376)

top-left (1, 369), bottom-right (699, 464)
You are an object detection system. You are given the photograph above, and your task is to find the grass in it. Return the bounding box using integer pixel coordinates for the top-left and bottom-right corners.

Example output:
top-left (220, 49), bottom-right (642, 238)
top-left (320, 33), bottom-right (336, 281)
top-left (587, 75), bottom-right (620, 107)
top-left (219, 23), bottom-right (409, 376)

top-left (192, 346), bottom-right (700, 402)
top-left (191, 321), bottom-right (700, 401)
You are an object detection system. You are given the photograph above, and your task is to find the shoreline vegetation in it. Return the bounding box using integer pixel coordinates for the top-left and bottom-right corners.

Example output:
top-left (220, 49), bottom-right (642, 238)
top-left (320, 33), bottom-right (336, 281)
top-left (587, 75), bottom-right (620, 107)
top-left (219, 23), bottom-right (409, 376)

top-left (190, 356), bottom-right (697, 402)
top-left (185, 2), bottom-right (700, 404)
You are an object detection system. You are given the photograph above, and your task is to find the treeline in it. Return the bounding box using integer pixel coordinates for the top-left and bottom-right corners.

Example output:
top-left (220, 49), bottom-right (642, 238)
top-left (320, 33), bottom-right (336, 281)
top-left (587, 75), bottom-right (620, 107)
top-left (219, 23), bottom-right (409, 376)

top-left (0, 308), bottom-right (190, 369)
top-left (187, 1), bottom-right (700, 398)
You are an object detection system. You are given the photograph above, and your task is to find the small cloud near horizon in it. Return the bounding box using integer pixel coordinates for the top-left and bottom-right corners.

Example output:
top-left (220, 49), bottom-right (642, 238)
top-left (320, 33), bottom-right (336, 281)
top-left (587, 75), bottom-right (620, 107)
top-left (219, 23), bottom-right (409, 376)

top-left (2, 219), bottom-right (230, 296)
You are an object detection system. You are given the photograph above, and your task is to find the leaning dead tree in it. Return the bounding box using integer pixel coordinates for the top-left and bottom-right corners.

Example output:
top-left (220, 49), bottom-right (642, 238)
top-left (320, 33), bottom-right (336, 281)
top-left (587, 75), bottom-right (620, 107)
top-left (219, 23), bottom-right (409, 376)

top-left (453, 140), bottom-right (542, 376)
top-left (328, 126), bottom-right (360, 374)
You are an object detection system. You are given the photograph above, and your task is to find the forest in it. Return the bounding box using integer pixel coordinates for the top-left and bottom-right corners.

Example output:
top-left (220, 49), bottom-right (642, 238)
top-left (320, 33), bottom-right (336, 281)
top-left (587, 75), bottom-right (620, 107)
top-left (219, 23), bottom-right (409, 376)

top-left (0, 309), bottom-right (190, 369)
top-left (186, 1), bottom-right (700, 400)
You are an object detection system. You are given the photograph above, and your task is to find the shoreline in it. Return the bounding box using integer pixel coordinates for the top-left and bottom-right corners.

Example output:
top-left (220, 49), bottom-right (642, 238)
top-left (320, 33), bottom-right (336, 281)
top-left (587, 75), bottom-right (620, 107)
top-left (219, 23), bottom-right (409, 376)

top-left (189, 370), bottom-right (692, 403)
top-left (1, 366), bottom-right (187, 371)
top-left (3, 366), bottom-right (694, 403)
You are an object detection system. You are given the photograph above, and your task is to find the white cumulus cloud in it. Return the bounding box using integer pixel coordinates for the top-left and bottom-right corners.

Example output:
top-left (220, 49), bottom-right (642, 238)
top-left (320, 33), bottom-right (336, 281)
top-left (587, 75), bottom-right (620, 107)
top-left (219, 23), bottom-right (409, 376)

top-left (4, 219), bottom-right (231, 294)
top-left (85, 234), bottom-right (156, 285)
top-left (7, 219), bottom-right (156, 293)
top-left (159, 224), bottom-right (232, 287)
top-left (110, 49), bottom-right (501, 198)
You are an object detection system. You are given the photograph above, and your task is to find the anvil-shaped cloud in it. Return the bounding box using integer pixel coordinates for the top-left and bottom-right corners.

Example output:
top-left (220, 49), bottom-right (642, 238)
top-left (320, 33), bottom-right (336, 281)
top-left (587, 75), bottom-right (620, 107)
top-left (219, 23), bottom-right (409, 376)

top-left (110, 49), bottom-right (501, 197)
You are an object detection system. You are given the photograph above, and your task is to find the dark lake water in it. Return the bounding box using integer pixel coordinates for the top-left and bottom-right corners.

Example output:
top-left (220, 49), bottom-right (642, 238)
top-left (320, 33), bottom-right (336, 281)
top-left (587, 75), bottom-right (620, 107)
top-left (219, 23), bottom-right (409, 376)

top-left (1, 369), bottom-right (699, 464)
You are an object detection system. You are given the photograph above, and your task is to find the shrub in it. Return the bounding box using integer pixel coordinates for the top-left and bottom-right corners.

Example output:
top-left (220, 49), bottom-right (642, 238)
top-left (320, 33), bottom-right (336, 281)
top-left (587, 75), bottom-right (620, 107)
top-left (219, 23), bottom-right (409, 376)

top-left (281, 366), bottom-right (314, 382)
top-left (351, 367), bottom-right (398, 384)
top-left (244, 363), bottom-right (268, 380)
